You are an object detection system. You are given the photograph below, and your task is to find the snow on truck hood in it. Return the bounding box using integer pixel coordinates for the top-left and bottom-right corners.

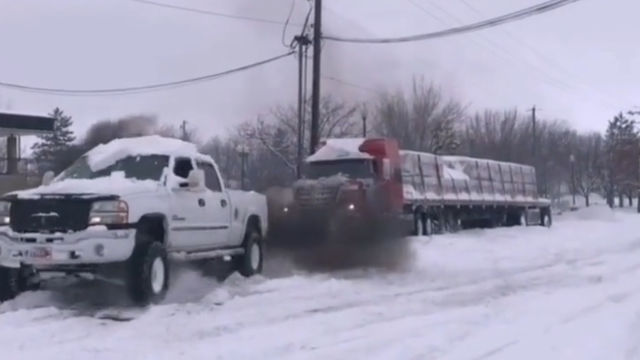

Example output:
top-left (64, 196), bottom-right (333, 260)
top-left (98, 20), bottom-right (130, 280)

top-left (306, 138), bottom-right (373, 163)
top-left (9, 176), bottom-right (158, 199)
top-left (86, 135), bottom-right (210, 171)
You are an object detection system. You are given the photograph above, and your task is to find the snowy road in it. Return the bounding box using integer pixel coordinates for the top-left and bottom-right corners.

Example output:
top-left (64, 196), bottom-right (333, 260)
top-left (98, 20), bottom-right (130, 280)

top-left (2, 206), bottom-right (640, 359)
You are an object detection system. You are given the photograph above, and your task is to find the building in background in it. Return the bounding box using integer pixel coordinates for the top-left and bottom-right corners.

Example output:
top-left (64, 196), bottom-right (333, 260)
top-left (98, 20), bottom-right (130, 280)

top-left (0, 111), bottom-right (54, 194)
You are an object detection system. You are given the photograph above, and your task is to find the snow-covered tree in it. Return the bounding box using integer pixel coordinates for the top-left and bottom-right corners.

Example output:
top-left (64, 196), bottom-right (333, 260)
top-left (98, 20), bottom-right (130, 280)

top-left (31, 107), bottom-right (76, 172)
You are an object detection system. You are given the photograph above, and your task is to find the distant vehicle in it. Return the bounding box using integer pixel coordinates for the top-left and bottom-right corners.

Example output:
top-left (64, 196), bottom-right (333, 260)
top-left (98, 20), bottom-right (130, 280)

top-left (273, 137), bottom-right (551, 242)
top-left (0, 135), bottom-right (268, 304)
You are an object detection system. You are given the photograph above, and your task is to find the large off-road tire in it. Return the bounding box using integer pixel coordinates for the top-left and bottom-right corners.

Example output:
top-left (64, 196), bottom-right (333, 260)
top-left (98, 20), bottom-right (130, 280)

top-left (0, 266), bottom-right (21, 302)
top-left (236, 226), bottom-right (264, 277)
top-left (126, 241), bottom-right (169, 305)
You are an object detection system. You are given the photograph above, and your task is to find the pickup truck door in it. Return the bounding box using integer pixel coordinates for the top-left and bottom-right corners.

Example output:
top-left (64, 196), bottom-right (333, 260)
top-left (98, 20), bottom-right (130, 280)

top-left (196, 161), bottom-right (232, 248)
top-left (169, 157), bottom-right (210, 250)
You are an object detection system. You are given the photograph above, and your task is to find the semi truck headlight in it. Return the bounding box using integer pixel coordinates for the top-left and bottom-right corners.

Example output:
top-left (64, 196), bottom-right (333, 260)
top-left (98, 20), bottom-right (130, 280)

top-left (0, 201), bottom-right (11, 225)
top-left (89, 200), bottom-right (128, 225)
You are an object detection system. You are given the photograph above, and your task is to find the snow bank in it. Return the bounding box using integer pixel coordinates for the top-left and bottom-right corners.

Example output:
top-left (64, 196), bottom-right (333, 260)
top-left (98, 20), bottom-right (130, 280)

top-left (86, 135), bottom-right (208, 171)
top-left (306, 138), bottom-right (371, 163)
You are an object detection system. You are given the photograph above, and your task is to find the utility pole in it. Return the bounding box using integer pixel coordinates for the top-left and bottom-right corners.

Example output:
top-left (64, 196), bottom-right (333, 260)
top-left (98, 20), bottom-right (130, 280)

top-left (570, 154), bottom-right (576, 209)
top-left (238, 145), bottom-right (249, 190)
top-left (362, 113), bottom-right (367, 138)
top-left (295, 34), bottom-right (311, 178)
top-left (309, 0), bottom-right (322, 155)
top-left (361, 104), bottom-right (368, 138)
top-left (530, 106), bottom-right (537, 158)
top-left (180, 120), bottom-right (188, 141)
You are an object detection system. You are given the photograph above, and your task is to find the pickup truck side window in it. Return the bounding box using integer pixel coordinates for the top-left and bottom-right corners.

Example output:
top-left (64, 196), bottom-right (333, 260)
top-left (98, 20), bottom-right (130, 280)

top-left (196, 161), bottom-right (222, 192)
top-left (173, 157), bottom-right (194, 179)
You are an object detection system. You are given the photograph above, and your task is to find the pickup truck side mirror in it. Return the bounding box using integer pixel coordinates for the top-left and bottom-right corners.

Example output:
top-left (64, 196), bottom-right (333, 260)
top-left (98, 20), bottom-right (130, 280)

top-left (187, 169), bottom-right (206, 191)
top-left (42, 171), bottom-right (55, 186)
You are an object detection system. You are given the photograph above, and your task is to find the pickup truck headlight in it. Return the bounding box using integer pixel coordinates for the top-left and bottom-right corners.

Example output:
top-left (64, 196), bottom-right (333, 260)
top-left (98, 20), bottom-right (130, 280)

top-left (89, 200), bottom-right (128, 225)
top-left (0, 201), bottom-right (10, 225)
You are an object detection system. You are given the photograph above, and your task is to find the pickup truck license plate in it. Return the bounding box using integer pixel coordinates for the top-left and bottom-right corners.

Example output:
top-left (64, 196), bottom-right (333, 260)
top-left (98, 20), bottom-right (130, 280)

top-left (27, 246), bottom-right (51, 259)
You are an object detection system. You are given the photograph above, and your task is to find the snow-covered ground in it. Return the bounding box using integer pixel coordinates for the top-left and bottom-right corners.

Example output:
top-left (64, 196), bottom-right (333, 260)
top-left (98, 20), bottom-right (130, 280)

top-left (2, 206), bottom-right (640, 359)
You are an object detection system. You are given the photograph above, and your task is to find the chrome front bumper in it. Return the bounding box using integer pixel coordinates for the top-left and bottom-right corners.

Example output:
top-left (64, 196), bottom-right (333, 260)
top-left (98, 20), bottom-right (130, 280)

top-left (0, 227), bottom-right (136, 269)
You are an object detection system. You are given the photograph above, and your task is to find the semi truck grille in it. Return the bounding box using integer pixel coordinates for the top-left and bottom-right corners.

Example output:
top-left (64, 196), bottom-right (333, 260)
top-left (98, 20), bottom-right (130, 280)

top-left (10, 199), bottom-right (92, 233)
top-left (295, 186), bottom-right (339, 209)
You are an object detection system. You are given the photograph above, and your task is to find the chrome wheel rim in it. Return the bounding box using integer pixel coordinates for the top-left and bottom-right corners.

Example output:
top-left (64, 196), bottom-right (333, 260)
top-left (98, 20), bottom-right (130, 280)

top-left (150, 257), bottom-right (165, 294)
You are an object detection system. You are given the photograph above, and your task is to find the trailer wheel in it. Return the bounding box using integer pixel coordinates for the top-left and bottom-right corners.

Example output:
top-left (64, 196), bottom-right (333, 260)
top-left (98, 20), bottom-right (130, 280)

top-left (540, 209), bottom-right (552, 228)
top-left (447, 213), bottom-right (461, 233)
top-left (411, 212), bottom-right (422, 236)
top-left (424, 216), bottom-right (434, 236)
top-left (519, 212), bottom-right (528, 226)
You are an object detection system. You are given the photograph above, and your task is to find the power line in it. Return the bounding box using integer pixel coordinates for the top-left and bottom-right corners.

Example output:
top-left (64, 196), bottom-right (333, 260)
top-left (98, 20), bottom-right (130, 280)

top-left (281, 0), bottom-right (297, 48)
top-left (408, 0), bottom-right (622, 111)
top-left (0, 51), bottom-right (294, 96)
top-left (324, 0), bottom-right (583, 44)
top-left (323, 76), bottom-right (384, 95)
top-left (129, 0), bottom-right (303, 27)
top-left (455, 0), bottom-right (629, 109)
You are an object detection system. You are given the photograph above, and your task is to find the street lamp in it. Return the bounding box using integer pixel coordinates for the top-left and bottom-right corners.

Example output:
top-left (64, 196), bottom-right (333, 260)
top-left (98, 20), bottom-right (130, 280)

top-left (569, 154), bottom-right (576, 208)
top-left (237, 144), bottom-right (249, 191)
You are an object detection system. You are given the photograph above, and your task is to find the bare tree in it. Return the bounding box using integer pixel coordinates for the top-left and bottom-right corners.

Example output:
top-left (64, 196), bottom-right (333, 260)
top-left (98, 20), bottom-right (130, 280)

top-left (239, 95), bottom-right (359, 171)
top-left (374, 77), bottom-right (465, 154)
top-left (574, 133), bottom-right (604, 207)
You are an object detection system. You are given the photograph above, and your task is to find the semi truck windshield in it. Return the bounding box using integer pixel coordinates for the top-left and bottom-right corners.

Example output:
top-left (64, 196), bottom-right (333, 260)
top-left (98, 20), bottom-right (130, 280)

top-left (304, 159), bottom-right (374, 180)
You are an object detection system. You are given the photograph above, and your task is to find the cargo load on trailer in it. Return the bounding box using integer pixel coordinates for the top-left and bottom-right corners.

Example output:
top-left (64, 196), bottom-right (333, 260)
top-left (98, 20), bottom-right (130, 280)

top-left (270, 137), bottom-right (551, 245)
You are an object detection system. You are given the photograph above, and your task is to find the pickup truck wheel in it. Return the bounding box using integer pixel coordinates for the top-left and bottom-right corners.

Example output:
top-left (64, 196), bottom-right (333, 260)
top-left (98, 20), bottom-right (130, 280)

top-left (127, 241), bottom-right (169, 305)
top-left (0, 267), bottom-right (20, 302)
top-left (237, 227), bottom-right (263, 277)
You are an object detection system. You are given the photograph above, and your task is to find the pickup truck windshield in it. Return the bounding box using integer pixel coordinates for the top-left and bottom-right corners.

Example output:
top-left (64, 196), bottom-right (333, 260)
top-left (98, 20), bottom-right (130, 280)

top-left (304, 159), bottom-right (374, 180)
top-left (58, 154), bottom-right (170, 181)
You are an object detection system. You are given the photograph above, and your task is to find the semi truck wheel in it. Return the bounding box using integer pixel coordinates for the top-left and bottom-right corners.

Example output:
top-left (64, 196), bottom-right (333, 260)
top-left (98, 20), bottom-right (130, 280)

top-left (236, 226), bottom-right (264, 277)
top-left (126, 241), bottom-right (170, 305)
top-left (0, 266), bottom-right (21, 302)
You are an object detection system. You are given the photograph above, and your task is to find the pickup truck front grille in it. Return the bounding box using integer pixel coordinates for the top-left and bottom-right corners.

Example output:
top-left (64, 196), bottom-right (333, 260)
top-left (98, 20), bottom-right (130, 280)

top-left (295, 186), bottom-right (339, 209)
top-left (10, 199), bottom-right (92, 233)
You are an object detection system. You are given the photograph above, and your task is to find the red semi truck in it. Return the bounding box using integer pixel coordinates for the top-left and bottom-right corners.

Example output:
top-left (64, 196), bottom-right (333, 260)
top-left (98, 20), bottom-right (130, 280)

top-left (272, 137), bottom-right (551, 243)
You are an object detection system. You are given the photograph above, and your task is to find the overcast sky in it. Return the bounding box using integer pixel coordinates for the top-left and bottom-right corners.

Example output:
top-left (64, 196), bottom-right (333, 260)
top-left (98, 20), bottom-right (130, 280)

top-left (0, 0), bottom-right (637, 145)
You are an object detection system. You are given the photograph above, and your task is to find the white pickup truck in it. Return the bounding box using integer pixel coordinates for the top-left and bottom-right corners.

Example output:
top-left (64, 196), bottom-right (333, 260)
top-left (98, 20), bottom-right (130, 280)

top-left (0, 135), bottom-right (268, 305)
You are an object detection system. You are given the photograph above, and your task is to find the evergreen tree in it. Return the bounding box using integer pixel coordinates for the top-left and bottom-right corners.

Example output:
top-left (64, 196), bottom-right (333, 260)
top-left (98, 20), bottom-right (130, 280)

top-left (31, 107), bottom-right (76, 171)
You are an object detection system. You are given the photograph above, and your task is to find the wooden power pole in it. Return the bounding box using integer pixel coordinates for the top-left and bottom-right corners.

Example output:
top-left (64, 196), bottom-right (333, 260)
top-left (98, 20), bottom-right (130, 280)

top-left (309, 0), bottom-right (322, 155)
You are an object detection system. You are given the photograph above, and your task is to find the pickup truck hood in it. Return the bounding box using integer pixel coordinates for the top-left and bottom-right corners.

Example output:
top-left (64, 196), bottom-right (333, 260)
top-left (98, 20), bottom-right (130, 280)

top-left (6, 176), bottom-right (160, 200)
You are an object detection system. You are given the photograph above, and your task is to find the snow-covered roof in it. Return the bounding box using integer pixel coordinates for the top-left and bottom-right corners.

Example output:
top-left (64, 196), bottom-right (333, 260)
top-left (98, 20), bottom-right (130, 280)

top-left (306, 138), bottom-right (372, 163)
top-left (86, 135), bottom-right (210, 171)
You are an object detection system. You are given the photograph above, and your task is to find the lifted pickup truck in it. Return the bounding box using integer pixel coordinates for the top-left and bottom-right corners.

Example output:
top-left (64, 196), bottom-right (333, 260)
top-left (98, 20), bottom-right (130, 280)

top-left (0, 135), bottom-right (268, 305)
